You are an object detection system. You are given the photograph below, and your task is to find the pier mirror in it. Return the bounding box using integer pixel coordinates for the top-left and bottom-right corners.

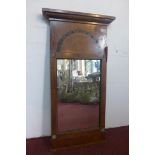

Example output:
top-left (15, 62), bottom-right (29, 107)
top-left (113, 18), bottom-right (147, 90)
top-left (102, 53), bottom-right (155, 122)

top-left (42, 8), bottom-right (115, 149)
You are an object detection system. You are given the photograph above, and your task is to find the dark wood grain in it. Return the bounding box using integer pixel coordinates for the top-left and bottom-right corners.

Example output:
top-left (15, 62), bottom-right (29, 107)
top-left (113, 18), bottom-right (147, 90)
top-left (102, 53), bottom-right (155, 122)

top-left (42, 8), bottom-right (115, 25)
top-left (100, 47), bottom-right (108, 129)
top-left (51, 129), bottom-right (105, 150)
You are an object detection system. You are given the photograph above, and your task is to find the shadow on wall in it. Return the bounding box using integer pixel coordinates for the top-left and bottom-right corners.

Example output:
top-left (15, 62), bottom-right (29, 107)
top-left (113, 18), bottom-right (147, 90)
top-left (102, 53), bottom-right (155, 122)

top-left (41, 14), bottom-right (51, 136)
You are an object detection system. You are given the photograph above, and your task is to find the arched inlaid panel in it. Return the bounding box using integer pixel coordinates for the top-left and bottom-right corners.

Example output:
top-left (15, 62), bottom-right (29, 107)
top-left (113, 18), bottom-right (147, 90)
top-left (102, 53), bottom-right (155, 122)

top-left (51, 21), bottom-right (107, 56)
top-left (56, 29), bottom-right (101, 52)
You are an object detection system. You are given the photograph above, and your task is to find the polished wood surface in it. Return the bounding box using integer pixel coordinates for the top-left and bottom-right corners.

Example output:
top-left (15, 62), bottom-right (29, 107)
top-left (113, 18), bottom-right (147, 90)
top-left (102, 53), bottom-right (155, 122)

top-left (42, 8), bottom-right (115, 25)
top-left (42, 9), bottom-right (115, 149)
top-left (51, 129), bottom-right (105, 150)
top-left (51, 20), bottom-right (107, 59)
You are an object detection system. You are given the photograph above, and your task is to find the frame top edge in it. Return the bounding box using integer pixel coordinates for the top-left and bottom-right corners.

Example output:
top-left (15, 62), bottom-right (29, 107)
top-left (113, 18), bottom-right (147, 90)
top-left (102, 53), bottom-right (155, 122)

top-left (42, 8), bottom-right (115, 25)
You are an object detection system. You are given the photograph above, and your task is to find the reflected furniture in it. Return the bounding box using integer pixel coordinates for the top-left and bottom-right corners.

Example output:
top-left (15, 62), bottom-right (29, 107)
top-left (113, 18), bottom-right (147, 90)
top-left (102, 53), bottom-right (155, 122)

top-left (42, 8), bottom-right (115, 149)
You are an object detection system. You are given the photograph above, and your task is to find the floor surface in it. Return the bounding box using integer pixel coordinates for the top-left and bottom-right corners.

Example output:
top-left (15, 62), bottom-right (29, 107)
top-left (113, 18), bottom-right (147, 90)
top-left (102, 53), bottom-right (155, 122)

top-left (26, 126), bottom-right (129, 155)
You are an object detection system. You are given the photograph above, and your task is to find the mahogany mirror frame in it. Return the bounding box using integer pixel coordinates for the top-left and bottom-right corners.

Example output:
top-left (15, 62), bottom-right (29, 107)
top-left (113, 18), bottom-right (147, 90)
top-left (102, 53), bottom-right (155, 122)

top-left (42, 8), bottom-right (115, 150)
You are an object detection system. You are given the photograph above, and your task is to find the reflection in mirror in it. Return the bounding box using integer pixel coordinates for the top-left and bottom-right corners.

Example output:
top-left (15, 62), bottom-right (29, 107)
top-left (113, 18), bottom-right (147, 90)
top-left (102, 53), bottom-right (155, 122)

top-left (57, 59), bottom-right (101, 132)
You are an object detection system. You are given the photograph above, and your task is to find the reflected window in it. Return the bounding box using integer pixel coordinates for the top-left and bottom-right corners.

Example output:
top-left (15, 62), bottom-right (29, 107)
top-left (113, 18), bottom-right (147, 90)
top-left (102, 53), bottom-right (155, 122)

top-left (57, 59), bottom-right (101, 132)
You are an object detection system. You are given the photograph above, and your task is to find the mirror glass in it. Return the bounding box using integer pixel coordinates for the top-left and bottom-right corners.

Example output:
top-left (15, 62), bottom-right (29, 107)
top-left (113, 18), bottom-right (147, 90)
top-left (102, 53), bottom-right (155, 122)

top-left (57, 59), bottom-right (101, 132)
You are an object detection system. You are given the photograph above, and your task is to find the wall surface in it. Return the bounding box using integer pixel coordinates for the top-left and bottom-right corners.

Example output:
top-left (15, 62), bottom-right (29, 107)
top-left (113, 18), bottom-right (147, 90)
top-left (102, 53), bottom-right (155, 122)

top-left (26, 0), bottom-right (129, 138)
